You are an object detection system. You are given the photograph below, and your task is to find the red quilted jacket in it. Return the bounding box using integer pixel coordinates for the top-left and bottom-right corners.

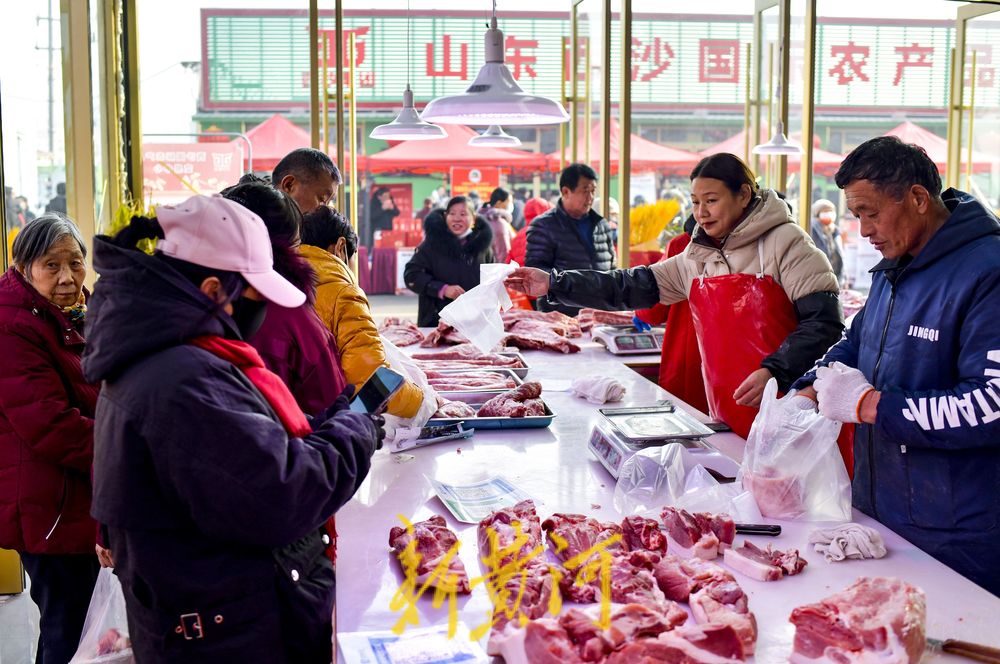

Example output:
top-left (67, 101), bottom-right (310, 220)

top-left (0, 267), bottom-right (99, 553)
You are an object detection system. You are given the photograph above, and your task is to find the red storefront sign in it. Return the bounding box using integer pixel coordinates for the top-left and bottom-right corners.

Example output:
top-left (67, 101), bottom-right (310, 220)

top-left (450, 167), bottom-right (501, 201)
top-left (142, 143), bottom-right (243, 202)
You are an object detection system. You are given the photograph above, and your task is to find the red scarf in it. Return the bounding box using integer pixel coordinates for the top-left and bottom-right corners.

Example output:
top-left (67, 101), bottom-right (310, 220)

top-left (189, 336), bottom-right (311, 436)
top-left (189, 336), bottom-right (338, 561)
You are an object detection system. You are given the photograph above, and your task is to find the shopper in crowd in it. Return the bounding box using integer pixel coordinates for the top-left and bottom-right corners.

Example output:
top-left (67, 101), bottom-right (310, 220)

top-left (367, 186), bottom-right (400, 249)
top-left (300, 206), bottom-right (425, 419)
top-left (480, 187), bottom-right (515, 263)
top-left (509, 196), bottom-right (552, 267)
top-left (793, 136), bottom-right (1000, 596)
top-left (0, 214), bottom-right (100, 664)
top-left (430, 184), bottom-right (448, 208)
top-left (810, 198), bottom-right (844, 284)
top-left (272, 147), bottom-right (341, 214)
top-left (509, 153), bottom-right (842, 437)
top-left (221, 177), bottom-right (346, 415)
top-left (15, 196), bottom-right (36, 225)
top-left (524, 163), bottom-right (616, 315)
top-left (45, 183), bottom-right (67, 215)
top-left (82, 195), bottom-right (380, 663)
top-left (510, 190), bottom-right (526, 230)
top-left (414, 197), bottom-right (434, 222)
top-left (404, 196), bottom-right (494, 327)
top-left (594, 196), bottom-right (621, 245)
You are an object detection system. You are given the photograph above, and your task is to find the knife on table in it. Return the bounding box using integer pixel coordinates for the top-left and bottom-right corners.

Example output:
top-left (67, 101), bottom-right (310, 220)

top-left (927, 638), bottom-right (1000, 663)
top-left (734, 523), bottom-right (781, 536)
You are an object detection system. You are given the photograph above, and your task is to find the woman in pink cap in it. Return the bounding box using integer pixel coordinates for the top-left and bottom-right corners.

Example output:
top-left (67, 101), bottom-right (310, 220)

top-left (82, 195), bottom-right (380, 663)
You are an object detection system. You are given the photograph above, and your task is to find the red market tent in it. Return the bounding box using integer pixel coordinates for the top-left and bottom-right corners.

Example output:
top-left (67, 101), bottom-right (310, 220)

top-left (232, 114), bottom-right (363, 173)
top-left (699, 125), bottom-right (845, 176)
top-left (884, 121), bottom-right (994, 173)
top-left (547, 118), bottom-right (701, 175)
top-left (366, 124), bottom-right (547, 173)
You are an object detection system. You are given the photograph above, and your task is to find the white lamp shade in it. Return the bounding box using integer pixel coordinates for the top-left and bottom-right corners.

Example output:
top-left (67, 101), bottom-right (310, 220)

top-left (421, 18), bottom-right (569, 126)
top-left (369, 86), bottom-right (447, 141)
top-left (752, 121), bottom-right (802, 156)
top-left (469, 125), bottom-right (522, 147)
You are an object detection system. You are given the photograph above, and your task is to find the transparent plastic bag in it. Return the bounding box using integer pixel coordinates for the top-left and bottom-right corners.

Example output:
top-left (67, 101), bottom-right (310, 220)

top-left (69, 568), bottom-right (134, 664)
top-left (740, 379), bottom-right (852, 521)
top-left (613, 444), bottom-right (689, 517)
top-left (673, 465), bottom-right (763, 523)
top-left (379, 337), bottom-right (438, 440)
top-left (438, 262), bottom-right (518, 353)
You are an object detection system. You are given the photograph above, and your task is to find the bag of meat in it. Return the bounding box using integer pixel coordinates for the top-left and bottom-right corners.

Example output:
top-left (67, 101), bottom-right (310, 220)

top-left (69, 568), bottom-right (134, 663)
top-left (439, 262), bottom-right (519, 353)
top-left (740, 379), bottom-right (851, 522)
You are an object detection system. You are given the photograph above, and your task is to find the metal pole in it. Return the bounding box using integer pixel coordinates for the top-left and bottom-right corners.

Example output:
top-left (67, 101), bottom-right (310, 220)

top-left (776, 0), bottom-right (791, 191)
top-left (966, 51), bottom-right (977, 192)
top-left (560, 36), bottom-right (567, 173)
top-left (766, 43), bottom-right (774, 188)
top-left (600, 0), bottom-right (611, 225)
top-left (743, 43), bottom-right (752, 165)
top-left (335, 0), bottom-right (346, 214)
top-left (798, 0), bottom-right (817, 232)
top-left (946, 45), bottom-right (962, 189)
top-left (349, 32), bottom-right (358, 235)
top-left (322, 37), bottom-right (330, 156)
top-left (618, 0), bottom-right (631, 267)
top-left (571, 3), bottom-right (579, 165)
top-left (309, 0), bottom-right (320, 149)
top-left (585, 35), bottom-right (592, 166)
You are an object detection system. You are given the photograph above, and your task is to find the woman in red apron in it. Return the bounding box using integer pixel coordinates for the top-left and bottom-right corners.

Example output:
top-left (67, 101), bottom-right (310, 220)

top-left (507, 153), bottom-right (843, 440)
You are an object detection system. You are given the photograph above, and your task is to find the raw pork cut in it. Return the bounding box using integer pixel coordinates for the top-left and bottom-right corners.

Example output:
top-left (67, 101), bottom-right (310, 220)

top-left (743, 468), bottom-right (804, 519)
top-left (377, 317), bottom-right (425, 346)
top-left (502, 320), bottom-right (582, 353)
top-left (419, 322), bottom-right (469, 347)
top-left (621, 515), bottom-right (668, 553)
top-left (694, 512), bottom-right (736, 550)
top-left (661, 507), bottom-right (723, 559)
top-left (478, 499), bottom-right (543, 568)
top-left (604, 623), bottom-right (746, 663)
top-left (486, 561), bottom-right (555, 655)
top-left (723, 541), bottom-right (807, 582)
top-left (427, 371), bottom-right (517, 391)
top-left (420, 312), bottom-right (583, 348)
top-left (577, 308), bottom-right (637, 332)
top-left (502, 309), bottom-right (583, 337)
top-left (789, 577), bottom-right (926, 664)
top-left (412, 343), bottom-right (524, 369)
top-left (477, 381), bottom-right (546, 417)
top-left (542, 512), bottom-right (626, 563)
top-left (433, 396), bottom-right (477, 418)
top-left (387, 515), bottom-right (471, 594)
top-left (690, 588), bottom-right (757, 657)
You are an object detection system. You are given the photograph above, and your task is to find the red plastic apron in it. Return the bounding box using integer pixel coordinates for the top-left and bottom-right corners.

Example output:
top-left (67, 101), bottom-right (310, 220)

top-left (688, 239), bottom-right (797, 439)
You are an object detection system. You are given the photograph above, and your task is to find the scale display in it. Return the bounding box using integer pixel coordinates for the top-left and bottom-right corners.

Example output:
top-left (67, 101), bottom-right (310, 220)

top-left (592, 325), bottom-right (666, 355)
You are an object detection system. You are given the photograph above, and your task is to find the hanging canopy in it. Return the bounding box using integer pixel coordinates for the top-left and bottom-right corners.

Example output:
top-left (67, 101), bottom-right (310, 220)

top-left (231, 114), bottom-right (362, 173)
top-left (883, 121), bottom-right (994, 173)
top-left (547, 118), bottom-right (701, 175)
top-left (366, 124), bottom-right (547, 173)
top-left (699, 124), bottom-right (845, 176)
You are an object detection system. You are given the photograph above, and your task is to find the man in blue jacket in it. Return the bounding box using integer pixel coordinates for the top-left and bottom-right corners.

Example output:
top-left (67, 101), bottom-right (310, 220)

top-left (795, 136), bottom-right (1000, 596)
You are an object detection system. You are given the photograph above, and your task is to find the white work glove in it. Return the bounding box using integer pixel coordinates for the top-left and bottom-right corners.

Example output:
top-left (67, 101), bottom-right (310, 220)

top-left (787, 390), bottom-right (817, 411)
top-left (813, 361), bottom-right (874, 423)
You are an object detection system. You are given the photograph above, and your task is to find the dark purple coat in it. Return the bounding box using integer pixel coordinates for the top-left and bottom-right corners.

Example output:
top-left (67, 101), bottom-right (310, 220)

top-left (249, 303), bottom-right (347, 417)
top-left (0, 267), bottom-right (98, 554)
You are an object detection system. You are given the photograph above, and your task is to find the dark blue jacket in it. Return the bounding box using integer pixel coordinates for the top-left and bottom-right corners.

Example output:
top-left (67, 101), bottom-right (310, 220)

top-left (796, 189), bottom-right (1000, 596)
top-left (82, 238), bottom-right (377, 663)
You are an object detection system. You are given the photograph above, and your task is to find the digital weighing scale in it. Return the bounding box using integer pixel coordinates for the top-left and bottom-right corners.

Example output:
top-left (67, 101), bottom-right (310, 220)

top-left (587, 404), bottom-right (741, 480)
top-left (592, 325), bottom-right (666, 355)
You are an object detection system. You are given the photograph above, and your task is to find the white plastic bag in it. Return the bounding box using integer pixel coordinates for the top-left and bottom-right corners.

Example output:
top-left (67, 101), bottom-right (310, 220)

top-left (379, 337), bottom-right (438, 440)
top-left (673, 466), bottom-right (763, 523)
top-left (613, 444), bottom-right (689, 517)
top-left (740, 379), bottom-right (852, 521)
top-left (69, 568), bottom-right (134, 664)
top-left (438, 262), bottom-right (518, 353)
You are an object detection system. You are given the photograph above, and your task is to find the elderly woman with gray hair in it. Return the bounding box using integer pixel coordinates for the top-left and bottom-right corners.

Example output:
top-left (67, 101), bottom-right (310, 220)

top-left (0, 213), bottom-right (101, 664)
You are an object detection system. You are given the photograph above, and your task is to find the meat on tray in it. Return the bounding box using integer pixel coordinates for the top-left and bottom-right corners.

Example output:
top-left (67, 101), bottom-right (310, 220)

top-left (433, 396), bottom-right (477, 418)
top-left (427, 374), bottom-right (517, 391)
top-left (789, 577), bottom-right (926, 664)
top-left (377, 317), bottom-right (425, 346)
top-left (412, 343), bottom-right (524, 367)
top-left (477, 381), bottom-right (546, 417)
top-left (660, 507), bottom-right (736, 560)
top-left (723, 540), bottom-right (807, 582)
top-left (577, 308), bottom-right (637, 332)
top-left (421, 311), bottom-right (584, 349)
top-left (387, 514), bottom-right (471, 594)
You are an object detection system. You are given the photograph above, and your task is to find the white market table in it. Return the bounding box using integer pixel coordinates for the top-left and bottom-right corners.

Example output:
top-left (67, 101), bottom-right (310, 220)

top-left (335, 337), bottom-right (1000, 663)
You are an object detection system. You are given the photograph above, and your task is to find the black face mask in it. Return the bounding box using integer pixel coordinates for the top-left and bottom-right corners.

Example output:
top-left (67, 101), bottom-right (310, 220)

top-left (230, 297), bottom-right (268, 339)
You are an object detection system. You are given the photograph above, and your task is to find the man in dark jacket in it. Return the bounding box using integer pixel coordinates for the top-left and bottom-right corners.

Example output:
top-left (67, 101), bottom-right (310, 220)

top-left (794, 136), bottom-right (1000, 596)
top-left (525, 163), bottom-right (616, 315)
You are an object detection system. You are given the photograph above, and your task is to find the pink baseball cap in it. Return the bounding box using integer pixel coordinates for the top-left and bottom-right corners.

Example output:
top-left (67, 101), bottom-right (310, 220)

top-left (155, 194), bottom-right (306, 308)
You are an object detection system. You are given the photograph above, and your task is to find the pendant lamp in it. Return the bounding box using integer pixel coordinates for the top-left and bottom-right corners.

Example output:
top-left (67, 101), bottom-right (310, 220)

top-left (469, 124), bottom-right (522, 147)
top-left (369, 85), bottom-right (446, 140)
top-left (421, 9), bottom-right (570, 126)
top-left (751, 120), bottom-right (802, 156)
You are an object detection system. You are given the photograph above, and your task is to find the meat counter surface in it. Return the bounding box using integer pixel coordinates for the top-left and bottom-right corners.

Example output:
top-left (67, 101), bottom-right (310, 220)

top-left (335, 335), bottom-right (1000, 663)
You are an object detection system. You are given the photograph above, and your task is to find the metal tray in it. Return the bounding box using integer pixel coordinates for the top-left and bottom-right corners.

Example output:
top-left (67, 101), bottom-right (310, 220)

top-left (428, 390), bottom-right (554, 430)
top-left (427, 368), bottom-right (524, 395)
top-left (598, 404), bottom-right (714, 442)
top-left (498, 349), bottom-right (529, 378)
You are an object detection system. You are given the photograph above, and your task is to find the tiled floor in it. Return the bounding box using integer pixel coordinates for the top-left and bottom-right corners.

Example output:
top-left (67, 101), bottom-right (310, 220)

top-left (0, 296), bottom-right (419, 663)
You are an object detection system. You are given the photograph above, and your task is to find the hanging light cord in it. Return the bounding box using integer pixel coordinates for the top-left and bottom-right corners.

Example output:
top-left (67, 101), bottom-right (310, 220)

top-left (406, 0), bottom-right (411, 87)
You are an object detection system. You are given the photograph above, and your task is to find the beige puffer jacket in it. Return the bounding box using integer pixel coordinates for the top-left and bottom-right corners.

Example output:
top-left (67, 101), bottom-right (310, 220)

top-left (651, 189), bottom-right (837, 305)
